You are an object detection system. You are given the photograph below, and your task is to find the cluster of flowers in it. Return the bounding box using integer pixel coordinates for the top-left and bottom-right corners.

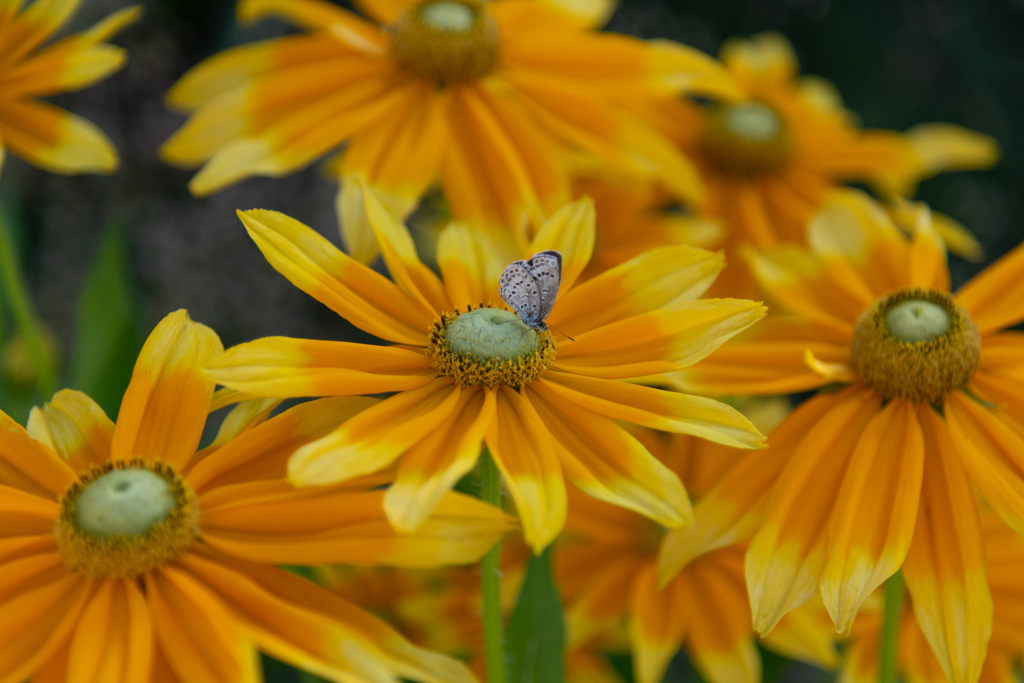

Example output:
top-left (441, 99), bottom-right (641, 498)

top-left (0, 0), bottom-right (1018, 682)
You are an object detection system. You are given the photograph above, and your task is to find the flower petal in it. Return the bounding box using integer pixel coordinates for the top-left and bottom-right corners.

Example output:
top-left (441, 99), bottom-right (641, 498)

top-left (0, 99), bottom-right (117, 174)
top-left (26, 389), bottom-right (113, 471)
top-left (554, 298), bottom-right (766, 379)
top-left (761, 604), bottom-right (840, 671)
top-left (0, 409), bottom-right (75, 499)
top-left (945, 391), bottom-right (1024, 534)
top-left (0, 483), bottom-right (59, 536)
top-left (204, 336), bottom-right (434, 399)
top-left (146, 566), bottom-right (259, 683)
top-left (550, 245), bottom-right (725, 335)
top-left (746, 388), bottom-right (881, 635)
top-left (65, 578), bottom-right (152, 683)
top-left (239, 0), bottom-right (379, 32)
top-left (538, 372), bottom-right (764, 448)
top-left (436, 222), bottom-right (506, 308)
top-left (186, 546), bottom-right (478, 683)
top-left (821, 399), bottom-right (925, 634)
top-left (110, 310), bottom-right (222, 470)
top-left (530, 196), bottom-right (595, 294)
top-left (955, 241), bottom-right (1024, 336)
top-left (186, 396), bottom-right (378, 491)
top-left (630, 562), bottom-right (693, 683)
top-left (288, 379), bottom-right (461, 486)
top-left (384, 387), bottom-right (496, 531)
top-left (527, 384), bottom-right (691, 529)
top-left (485, 385), bottom-right (567, 551)
top-left (200, 485), bottom-right (513, 567)
top-left (902, 404), bottom-right (992, 683)
top-left (236, 208), bottom-right (435, 343)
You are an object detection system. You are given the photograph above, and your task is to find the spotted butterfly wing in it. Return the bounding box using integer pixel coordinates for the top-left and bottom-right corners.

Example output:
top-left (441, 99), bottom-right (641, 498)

top-left (498, 250), bottom-right (563, 332)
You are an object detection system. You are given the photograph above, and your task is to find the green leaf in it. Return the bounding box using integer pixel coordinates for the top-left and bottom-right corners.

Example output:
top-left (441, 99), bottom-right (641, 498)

top-left (506, 546), bottom-right (564, 683)
top-left (67, 226), bottom-right (142, 417)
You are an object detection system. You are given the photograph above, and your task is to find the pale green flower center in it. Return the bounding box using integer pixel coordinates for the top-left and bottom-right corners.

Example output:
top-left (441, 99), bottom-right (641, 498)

top-left (722, 102), bottom-right (783, 141)
top-left (421, 1), bottom-right (475, 31)
top-left (447, 308), bottom-right (542, 361)
top-left (76, 468), bottom-right (175, 538)
top-left (699, 101), bottom-right (793, 175)
top-left (884, 299), bottom-right (950, 343)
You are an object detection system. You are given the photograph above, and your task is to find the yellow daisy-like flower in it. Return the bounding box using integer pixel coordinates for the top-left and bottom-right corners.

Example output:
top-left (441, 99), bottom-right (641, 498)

top-left (0, 309), bottom-right (511, 683)
top-left (556, 419), bottom-right (837, 683)
top-left (0, 1), bottom-right (140, 176)
top-left (642, 32), bottom-right (997, 295)
top-left (839, 512), bottom-right (1024, 683)
top-left (675, 188), bottom-right (1024, 682)
top-left (159, 0), bottom-right (738, 260)
top-left (204, 193), bottom-right (766, 551)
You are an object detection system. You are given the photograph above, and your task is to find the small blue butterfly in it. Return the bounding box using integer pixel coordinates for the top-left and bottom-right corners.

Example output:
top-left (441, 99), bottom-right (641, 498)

top-left (498, 250), bottom-right (574, 340)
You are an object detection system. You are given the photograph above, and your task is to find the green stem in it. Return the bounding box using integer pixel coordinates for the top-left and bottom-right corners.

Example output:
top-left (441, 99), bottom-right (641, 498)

top-left (480, 450), bottom-right (506, 683)
top-left (879, 570), bottom-right (904, 683)
top-left (0, 211), bottom-right (55, 397)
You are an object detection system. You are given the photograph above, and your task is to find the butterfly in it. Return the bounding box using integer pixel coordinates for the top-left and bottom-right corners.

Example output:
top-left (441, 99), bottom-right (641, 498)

top-left (498, 250), bottom-right (574, 340)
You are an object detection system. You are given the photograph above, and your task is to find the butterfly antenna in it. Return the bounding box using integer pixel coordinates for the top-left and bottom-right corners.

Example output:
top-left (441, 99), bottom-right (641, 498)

top-left (547, 324), bottom-right (575, 342)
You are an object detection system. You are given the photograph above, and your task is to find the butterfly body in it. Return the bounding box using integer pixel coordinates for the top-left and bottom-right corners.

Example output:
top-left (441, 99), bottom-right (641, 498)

top-left (498, 250), bottom-right (563, 333)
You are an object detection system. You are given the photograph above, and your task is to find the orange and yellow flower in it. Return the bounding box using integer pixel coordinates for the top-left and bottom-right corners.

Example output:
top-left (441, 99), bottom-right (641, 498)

top-left (0, 1), bottom-right (139, 176)
top-left (204, 193), bottom-right (766, 551)
top-left (0, 309), bottom-right (511, 683)
top-left (638, 32), bottom-right (997, 295)
top-left (556, 409), bottom-right (837, 683)
top-left (159, 0), bottom-right (738, 261)
top-left (674, 188), bottom-right (1024, 683)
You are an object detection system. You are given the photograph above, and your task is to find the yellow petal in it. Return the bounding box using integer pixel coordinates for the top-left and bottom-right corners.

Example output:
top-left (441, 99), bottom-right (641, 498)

top-left (436, 222), bottom-right (506, 308)
top-left (630, 562), bottom-right (693, 683)
top-left (955, 240), bottom-right (1024, 336)
top-left (530, 196), bottom-right (595, 294)
top-left (0, 100), bottom-right (117, 174)
top-left (26, 389), bottom-right (113, 472)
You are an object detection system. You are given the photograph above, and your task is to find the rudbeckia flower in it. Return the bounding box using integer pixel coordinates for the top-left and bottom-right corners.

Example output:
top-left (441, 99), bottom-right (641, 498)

top-left (556, 414), bottom-right (837, 683)
top-left (641, 32), bottom-right (998, 294)
top-left (159, 0), bottom-right (738, 261)
top-left (0, 2), bottom-right (140, 176)
top-left (0, 309), bottom-right (511, 682)
top-left (676, 188), bottom-right (1024, 682)
top-left (204, 193), bottom-right (766, 551)
top-left (840, 513), bottom-right (1024, 683)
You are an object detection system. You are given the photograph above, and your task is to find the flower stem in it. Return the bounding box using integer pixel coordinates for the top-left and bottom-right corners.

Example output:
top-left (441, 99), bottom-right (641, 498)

top-left (479, 450), bottom-right (506, 683)
top-left (0, 210), bottom-right (55, 397)
top-left (879, 570), bottom-right (904, 683)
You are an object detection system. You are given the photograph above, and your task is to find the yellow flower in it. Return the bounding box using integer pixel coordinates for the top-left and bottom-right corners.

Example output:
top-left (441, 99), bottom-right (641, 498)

top-left (0, 2), bottom-right (140, 176)
top-left (204, 193), bottom-right (766, 551)
top-left (840, 512), bottom-right (1023, 683)
top-left (641, 32), bottom-right (998, 295)
top-left (159, 0), bottom-right (738, 261)
top-left (0, 309), bottom-right (511, 683)
top-left (674, 188), bottom-right (1024, 682)
top-left (556, 417), bottom-right (837, 683)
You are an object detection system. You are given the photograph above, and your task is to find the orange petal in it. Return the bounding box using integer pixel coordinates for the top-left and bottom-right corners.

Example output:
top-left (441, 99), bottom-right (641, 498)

top-left (527, 384), bottom-right (691, 529)
top-left (746, 388), bottom-right (881, 635)
top-left (821, 400), bottom-right (924, 634)
top-left (0, 408), bottom-right (75, 499)
top-left (200, 486), bottom-right (513, 567)
top-left (630, 562), bottom-right (693, 683)
top-left (110, 310), bottom-right (222, 470)
top-left (65, 578), bottom-right (152, 683)
top-left (945, 391), bottom-right (1024, 534)
top-left (186, 396), bottom-right (378, 491)
top-left (0, 483), bottom-right (59, 537)
top-left (0, 99), bottom-right (118, 174)
top-left (146, 566), bottom-right (259, 683)
top-left (903, 404), bottom-right (992, 683)
top-left (485, 385), bottom-right (567, 551)
top-left (529, 196), bottom-right (595, 294)
top-left (288, 379), bottom-right (461, 486)
top-left (436, 222), bottom-right (506, 308)
top-left (236, 208), bottom-right (435, 344)
top-left (239, 0), bottom-right (379, 33)
top-left (203, 336), bottom-right (435, 399)
top-left (26, 389), bottom-right (113, 471)
top-left (385, 387), bottom-right (496, 531)
top-left (955, 241), bottom-right (1024, 336)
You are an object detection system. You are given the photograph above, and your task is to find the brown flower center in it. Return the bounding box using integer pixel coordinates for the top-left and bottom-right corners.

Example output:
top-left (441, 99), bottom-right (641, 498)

top-left (54, 459), bottom-right (199, 578)
top-left (391, 0), bottom-right (500, 85)
top-left (698, 101), bottom-right (793, 175)
top-left (428, 305), bottom-right (555, 388)
top-left (851, 288), bottom-right (980, 405)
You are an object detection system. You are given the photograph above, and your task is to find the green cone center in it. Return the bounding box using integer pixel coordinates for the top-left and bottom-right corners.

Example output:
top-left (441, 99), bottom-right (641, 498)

top-left (76, 467), bottom-right (175, 538)
top-left (721, 102), bottom-right (783, 141)
top-left (421, 1), bottom-right (475, 31)
top-left (884, 299), bottom-right (950, 343)
top-left (446, 308), bottom-right (541, 361)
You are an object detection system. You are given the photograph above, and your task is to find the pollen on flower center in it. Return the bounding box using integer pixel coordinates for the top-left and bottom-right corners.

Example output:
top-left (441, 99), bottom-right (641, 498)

top-left (698, 101), bottom-right (793, 175)
top-left (54, 459), bottom-right (199, 578)
top-left (428, 306), bottom-right (555, 388)
top-left (851, 288), bottom-right (980, 405)
top-left (391, 0), bottom-right (500, 85)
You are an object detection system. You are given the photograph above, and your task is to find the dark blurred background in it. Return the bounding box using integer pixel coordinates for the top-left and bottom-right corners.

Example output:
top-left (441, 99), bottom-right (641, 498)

top-left (0, 1), bottom-right (1019, 681)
